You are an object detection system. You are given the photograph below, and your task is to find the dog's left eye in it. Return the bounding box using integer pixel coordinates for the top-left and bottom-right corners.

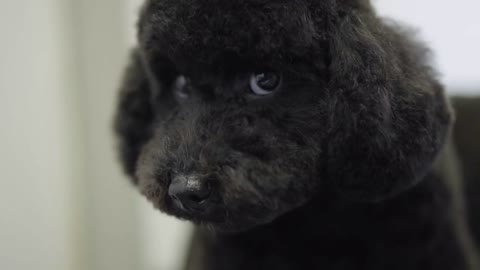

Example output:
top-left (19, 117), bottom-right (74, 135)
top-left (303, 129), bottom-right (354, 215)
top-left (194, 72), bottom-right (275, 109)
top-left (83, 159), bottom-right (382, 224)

top-left (173, 75), bottom-right (190, 100)
top-left (249, 72), bottom-right (281, 96)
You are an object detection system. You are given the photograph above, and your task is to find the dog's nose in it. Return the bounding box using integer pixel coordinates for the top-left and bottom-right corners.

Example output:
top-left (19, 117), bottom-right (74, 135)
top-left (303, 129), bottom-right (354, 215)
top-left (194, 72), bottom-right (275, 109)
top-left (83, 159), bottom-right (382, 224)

top-left (168, 175), bottom-right (212, 211)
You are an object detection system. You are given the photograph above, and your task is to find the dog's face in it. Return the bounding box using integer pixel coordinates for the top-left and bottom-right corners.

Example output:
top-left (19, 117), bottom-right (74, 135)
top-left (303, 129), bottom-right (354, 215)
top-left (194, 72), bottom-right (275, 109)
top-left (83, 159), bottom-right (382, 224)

top-left (134, 0), bottom-right (335, 232)
top-left (137, 68), bottom-right (328, 232)
top-left (119, 0), bottom-right (451, 232)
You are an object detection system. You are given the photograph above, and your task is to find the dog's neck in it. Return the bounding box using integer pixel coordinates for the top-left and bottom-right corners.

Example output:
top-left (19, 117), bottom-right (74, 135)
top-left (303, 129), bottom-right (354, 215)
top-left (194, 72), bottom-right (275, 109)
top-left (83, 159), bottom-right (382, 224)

top-left (201, 155), bottom-right (474, 270)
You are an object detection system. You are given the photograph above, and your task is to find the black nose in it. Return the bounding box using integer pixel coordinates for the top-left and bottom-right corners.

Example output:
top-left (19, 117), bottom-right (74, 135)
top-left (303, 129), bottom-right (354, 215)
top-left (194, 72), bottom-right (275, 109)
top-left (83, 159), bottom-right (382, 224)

top-left (168, 175), bottom-right (212, 211)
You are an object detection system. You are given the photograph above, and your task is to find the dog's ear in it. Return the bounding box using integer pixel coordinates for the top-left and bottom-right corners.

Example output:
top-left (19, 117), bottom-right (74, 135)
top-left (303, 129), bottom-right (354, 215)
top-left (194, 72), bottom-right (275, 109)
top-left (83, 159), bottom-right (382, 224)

top-left (114, 49), bottom-right (155, 182)
top-left (323, 8), bottom-right (453, 201)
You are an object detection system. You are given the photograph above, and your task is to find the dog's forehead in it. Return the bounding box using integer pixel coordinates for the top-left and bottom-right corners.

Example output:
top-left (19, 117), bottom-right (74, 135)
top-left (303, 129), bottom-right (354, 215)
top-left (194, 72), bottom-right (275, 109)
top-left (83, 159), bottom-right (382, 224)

top-left (139, 0), bottom-right (332, 72)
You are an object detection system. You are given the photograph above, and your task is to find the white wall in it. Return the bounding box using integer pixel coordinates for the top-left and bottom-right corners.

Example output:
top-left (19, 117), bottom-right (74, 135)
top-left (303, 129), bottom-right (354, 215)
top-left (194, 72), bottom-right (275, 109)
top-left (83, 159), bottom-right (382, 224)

top-left (0, 1), bottom-right (77, 270)
top-left (374, 0), bottom-right (480, 93)
top-left (0, 1), bottom-right (145, 270)
top-left (68, 1), bottom-right (142, 270)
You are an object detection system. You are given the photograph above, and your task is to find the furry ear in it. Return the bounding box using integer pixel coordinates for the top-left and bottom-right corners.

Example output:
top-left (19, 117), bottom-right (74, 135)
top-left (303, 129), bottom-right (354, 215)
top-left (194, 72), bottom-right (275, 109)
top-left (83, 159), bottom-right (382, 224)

top-left (114, 49), bottom-right (155, 181)
top-left (324, 9), bottom-right (453, 201)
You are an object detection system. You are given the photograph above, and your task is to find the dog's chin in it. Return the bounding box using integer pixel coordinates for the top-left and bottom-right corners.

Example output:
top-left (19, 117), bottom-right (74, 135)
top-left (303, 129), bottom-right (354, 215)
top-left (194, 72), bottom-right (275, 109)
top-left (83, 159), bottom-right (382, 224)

top-left (189, 216), bottom-right (274, 234)
top-left (164, 203), bottom-right (279, 234)
top-left (199, 221), bottom-right (259, 234)
top-left (167, 210), bottom-right (268, 234)
top-left (204, 210), bottom-right (288, 234)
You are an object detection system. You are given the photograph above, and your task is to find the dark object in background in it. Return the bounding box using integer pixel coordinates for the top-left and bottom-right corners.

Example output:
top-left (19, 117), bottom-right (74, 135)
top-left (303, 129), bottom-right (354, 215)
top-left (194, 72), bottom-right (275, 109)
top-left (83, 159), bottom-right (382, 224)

top-left (453, 97), bottom-right (480, 247)
top-left (114, 0), bottom-right (480, 269)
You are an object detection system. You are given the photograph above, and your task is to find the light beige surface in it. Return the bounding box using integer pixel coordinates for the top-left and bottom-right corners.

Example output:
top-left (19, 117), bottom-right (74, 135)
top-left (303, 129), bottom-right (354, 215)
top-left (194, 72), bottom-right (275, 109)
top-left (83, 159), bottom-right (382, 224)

top-left (0, 1), bottom-right (77, 270)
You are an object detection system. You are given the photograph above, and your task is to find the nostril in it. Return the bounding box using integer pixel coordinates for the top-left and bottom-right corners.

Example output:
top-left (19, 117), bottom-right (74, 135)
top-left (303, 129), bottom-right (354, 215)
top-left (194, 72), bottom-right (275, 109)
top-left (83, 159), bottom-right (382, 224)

top-left (188, 194), bottom-right (202, 203)
top-left (187, 192), bottom-right (208, 204)
top-left (187, 182), bottom-right (212, 203)
top-left (184, 181), bottom-right (211, 204)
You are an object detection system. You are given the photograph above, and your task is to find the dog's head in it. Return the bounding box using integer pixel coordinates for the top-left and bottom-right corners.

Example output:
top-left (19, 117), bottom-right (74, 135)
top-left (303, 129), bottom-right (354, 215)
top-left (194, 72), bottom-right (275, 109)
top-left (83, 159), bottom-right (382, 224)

top-left (116, 0), bottom-right (452, 232)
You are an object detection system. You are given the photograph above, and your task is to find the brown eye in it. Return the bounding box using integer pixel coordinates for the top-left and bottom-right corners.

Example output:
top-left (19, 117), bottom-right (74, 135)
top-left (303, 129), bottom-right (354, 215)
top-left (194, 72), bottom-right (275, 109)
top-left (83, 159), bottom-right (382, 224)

top-left (249, 72), bottom-right (281, 95)
top-left (173, 75), bottom-right (189, 99)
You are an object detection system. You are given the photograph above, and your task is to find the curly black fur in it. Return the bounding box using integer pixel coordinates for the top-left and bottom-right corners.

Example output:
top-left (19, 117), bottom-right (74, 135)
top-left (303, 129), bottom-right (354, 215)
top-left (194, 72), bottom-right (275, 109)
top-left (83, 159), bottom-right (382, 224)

top-left (114, 0), bottom-right (479, 269)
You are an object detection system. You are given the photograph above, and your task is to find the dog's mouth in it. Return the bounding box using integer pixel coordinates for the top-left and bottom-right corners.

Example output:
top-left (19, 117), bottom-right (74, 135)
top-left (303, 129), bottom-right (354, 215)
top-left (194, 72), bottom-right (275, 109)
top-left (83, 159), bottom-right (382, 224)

top-left (164, 190), bottom-right (227, 222)
top-left (163, 188), bottom-right (278, 233)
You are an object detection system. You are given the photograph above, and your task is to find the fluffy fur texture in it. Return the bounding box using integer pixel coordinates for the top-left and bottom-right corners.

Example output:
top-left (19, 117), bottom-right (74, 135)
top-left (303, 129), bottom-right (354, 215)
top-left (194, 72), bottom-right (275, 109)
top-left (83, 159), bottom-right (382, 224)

top-left (114, 0), bottom-right (480, 269)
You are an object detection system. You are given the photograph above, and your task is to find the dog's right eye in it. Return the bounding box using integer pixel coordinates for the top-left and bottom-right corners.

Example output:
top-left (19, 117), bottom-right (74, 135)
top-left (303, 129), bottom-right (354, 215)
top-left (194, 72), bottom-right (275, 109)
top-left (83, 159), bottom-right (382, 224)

top-left (249, 72), bottom-right (282, 96)
top-left (173, 75), bottom-right (190, 100)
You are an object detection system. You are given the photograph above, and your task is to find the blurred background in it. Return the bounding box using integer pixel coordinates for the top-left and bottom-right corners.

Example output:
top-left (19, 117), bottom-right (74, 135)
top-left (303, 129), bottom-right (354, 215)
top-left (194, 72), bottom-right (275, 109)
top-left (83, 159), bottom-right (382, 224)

top-left (0, 0), bottom-right (478, 270)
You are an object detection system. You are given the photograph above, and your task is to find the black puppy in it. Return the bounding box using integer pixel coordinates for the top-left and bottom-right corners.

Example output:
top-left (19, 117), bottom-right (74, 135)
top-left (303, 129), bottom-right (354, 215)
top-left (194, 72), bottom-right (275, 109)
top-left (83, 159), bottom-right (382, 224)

top-left (114, 0), bottom-right (480, 269)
